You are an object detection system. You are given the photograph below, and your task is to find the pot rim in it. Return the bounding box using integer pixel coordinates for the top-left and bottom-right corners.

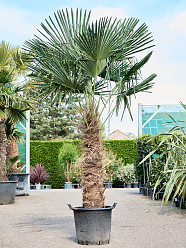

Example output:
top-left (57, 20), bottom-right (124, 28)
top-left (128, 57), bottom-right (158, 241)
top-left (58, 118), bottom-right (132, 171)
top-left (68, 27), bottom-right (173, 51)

top-left (0, 181), bottom-right (18, 183)
top-left (8, 173), bottom-right (30, 175)
top-left (68, 202), bottom-right (117, 211)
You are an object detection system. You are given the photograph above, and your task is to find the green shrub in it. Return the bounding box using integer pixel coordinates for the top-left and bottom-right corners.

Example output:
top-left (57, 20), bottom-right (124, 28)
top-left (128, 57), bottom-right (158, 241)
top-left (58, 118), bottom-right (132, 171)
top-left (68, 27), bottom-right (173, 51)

top-left (58, 143), bottom-right (79, 182)
top-left (102, 150), bottom-right (121, 182)
top-left (147, 157), bottom-right (166, 188)
top-left (134, 134), bottom-right (163, 184)
top-left (102, 140), bottom-right (137, 165)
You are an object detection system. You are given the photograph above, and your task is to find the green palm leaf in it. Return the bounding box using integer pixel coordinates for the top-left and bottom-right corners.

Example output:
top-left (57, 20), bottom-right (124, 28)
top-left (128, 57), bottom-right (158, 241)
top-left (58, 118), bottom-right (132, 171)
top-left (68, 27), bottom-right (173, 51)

top-left (23, 7), bottom-right (156, 124)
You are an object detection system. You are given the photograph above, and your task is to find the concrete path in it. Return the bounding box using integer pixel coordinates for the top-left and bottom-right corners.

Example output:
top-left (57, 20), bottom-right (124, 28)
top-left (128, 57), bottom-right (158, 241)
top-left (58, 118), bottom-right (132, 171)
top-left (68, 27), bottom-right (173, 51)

top-left (0, 188), bottom-right (185, 248)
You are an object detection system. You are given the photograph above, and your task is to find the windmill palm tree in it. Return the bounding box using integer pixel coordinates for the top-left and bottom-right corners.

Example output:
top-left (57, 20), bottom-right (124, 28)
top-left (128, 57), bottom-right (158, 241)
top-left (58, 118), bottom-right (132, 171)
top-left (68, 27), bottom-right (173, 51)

top-left (0, 41), bottom-right (33, 181)
top-left (23, 8), bottom-right (157, 208)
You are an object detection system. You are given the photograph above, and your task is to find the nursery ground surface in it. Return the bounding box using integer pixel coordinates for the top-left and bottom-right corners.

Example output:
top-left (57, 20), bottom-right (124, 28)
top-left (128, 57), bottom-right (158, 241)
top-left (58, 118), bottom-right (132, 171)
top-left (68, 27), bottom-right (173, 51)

top-left (0, 188), bottom-right (185, 248)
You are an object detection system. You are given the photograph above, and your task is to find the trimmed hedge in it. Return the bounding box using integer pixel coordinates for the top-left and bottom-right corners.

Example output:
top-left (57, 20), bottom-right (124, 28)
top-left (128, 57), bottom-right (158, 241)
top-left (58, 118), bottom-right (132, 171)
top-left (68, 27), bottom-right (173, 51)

top-left (30, 139), bottom-right (137, 188)
top-left (102, 140), bottom-right (137, 165)
top-left (30, 140), bottom-right (82, 188)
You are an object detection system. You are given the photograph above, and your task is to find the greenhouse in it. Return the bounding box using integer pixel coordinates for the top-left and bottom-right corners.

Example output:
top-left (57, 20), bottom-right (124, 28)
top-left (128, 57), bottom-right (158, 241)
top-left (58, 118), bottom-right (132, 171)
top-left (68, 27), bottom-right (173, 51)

top-left (138, 103), bottom-right (186, 136)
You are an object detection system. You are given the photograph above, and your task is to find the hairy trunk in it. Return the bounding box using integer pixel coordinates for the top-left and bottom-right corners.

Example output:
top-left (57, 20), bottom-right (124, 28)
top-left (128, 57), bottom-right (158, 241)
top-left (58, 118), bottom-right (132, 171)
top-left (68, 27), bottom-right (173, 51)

top-left (0, 118), bottom-right (7, 181)
top-left (6, 140), bottom-right (21, 173)
top-left (81, 106), bottom-right (105, 208)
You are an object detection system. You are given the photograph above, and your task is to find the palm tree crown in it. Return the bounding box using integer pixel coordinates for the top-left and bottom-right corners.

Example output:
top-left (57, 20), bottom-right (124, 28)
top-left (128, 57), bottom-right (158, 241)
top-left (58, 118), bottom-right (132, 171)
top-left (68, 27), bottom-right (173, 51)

top-left (0, 41), bottom-right (33, 181)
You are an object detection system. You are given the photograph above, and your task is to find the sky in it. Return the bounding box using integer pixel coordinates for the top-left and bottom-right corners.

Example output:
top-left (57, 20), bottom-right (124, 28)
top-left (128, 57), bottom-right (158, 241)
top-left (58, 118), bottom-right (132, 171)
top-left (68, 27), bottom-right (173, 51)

top-left (1, 0), bottom-right (186, 137)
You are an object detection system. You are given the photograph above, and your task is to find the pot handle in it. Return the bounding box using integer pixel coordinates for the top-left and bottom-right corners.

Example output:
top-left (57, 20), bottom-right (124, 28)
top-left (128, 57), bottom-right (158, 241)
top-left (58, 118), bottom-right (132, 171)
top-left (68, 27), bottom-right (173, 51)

top-left (112, 202), bottom-right (117, 209)
top-left (67, 204), bottom-right (73, 210)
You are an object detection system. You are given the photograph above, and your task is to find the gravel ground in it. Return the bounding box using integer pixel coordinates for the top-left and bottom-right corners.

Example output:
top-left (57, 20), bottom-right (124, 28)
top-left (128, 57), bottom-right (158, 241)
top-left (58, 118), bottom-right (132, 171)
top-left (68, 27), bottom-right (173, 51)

top-left (0, 188), bottom-right (185, 248)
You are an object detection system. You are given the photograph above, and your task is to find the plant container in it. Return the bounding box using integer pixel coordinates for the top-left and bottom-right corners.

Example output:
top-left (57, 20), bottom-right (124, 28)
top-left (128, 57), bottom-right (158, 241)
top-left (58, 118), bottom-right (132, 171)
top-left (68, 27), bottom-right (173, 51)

top-left (8, 173), bottom-right (30, 195)
top-left (0, 181), bottom-right (17, 205)
top-left (125, 183), bottom-right (132, 188)
top-left (68, 202), bottom-right (117, 245)
top-left (175, 197), bottom-right (186, 209)
top-left (141, 185), bottom-right (148, 195)
top-left (113, 181), bottom-right (123, 188)
top-left (147, 187), bottom-right (154, 197)
top-left (155, 191), bottom-right (164, 200)
top-left (103, 182), bottom-right (112, 188)
top-left (116, 181), bottom-right (124, 188)
top-left (138, 183), bottom-right (142, 188)
top-left (36, 183), bottom-right (41, 190)
top-left (139, 184), bottom-right (144, 194)
top-left (64, 182), bottom-right (72, 189)
top-left (132, 183), bottom-right (138, 188)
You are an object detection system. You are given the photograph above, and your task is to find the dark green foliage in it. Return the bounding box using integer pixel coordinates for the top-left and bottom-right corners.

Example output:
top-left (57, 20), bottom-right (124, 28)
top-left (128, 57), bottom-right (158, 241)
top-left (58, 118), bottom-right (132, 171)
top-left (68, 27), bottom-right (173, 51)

top-left (134, 134), bottom-right (161, 183)
top-left (27, 89), bottom-right (83, 141)
top-left (147, 158), bottom-right (166, 188)
top-left (102, 140), bottom-right (138, 165)
top-left (30, 140), bottom-right (82, 188)
top-left (134, 134), bottom-right (167, 184)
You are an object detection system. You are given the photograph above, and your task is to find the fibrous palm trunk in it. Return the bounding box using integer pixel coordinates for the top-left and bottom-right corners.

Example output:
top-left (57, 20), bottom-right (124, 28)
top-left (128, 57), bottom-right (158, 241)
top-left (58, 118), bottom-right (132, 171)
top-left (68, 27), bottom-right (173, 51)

top-left (6, 140), bottom-right (21, 173)
top-left (81, 105), bottom-right (105, 208)
top-left (0, 118), bottom-right (7, 181)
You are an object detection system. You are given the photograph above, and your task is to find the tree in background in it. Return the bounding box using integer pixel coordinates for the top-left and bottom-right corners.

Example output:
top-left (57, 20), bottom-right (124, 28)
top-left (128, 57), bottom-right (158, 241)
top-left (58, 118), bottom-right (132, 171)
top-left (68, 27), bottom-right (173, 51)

top-left (27, 89), bottom-right (83, 140)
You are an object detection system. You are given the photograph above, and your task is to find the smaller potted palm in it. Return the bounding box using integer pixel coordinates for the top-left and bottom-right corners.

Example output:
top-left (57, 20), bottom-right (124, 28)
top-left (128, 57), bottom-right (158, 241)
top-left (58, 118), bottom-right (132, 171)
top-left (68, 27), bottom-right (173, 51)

top-left (58, 143), bottom-right (80, 189)
top-left (0, 41), bottom-right (34, 204)
top-left (6, 120), bottom-right (31, 195)
top-left (30, 163), bottom-right (50, 189)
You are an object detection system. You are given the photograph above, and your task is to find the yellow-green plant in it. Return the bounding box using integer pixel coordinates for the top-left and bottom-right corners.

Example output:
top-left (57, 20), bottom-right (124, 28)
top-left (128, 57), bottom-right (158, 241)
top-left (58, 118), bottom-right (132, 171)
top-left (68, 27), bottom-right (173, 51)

top-left (116, 164), bottom-right (136, 183)
top-left (102, 150), bottom-right (119, 182)
top-left (58, 143), bottom-right (80, 182)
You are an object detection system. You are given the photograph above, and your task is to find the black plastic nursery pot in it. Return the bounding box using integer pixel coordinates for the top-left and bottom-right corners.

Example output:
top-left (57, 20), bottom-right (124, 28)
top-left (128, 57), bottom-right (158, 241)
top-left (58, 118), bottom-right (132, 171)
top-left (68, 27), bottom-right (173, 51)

top-left (64, 182), bottom-right (72, 189)
top-left (8, 173), bottom-right (30, 196)
top-left (68, 202), bottom-right (117, 245)
top-left (113, 181), bottom-right (124, 188)
top-left (132, 183), bottom-right (138, 188)
top-left (147, 187), bottom-right (154, 197)
top-left (175, 197), bottom-right (186, 209)
top-left (125, 183), bottom-right (132, 188)
top-left (103, 182), bottom-right (112, 189)
top-left (0, 181), bottom-right (17, 205)
top-left (139, 184), bottom-right (144, 194)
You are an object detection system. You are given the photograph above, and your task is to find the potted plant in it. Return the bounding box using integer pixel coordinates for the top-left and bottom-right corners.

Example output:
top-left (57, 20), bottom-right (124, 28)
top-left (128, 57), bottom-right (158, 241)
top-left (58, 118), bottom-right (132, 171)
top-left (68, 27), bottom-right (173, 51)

top-left (0, 41), bottom-right (33, 204)
top-left (116, 164), bottom-right (136, 188)
top-left (58, 143), bottom-right (80, 189)
top-left (30, 163), bottom-right (50, 189)
top-left (23, 8), bottom-right (156, 244)
top-left (0, 155), bottom-right (21, 204)
top-left (6, 119), bottom-right (31, 195)
top-left (102, 150), bottom-right (120, 188)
